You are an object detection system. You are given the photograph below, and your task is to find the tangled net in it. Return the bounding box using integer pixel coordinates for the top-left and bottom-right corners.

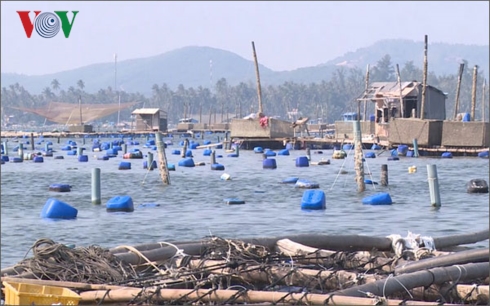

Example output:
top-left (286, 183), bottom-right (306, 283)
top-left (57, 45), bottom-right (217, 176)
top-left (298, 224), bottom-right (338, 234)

top-left (12, 238), bottom-right (138, 284)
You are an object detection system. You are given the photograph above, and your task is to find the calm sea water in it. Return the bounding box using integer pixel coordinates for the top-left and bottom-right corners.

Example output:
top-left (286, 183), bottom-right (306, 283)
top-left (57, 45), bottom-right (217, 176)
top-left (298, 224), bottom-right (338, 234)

top-left (1, 134), bottom-right (489, 269)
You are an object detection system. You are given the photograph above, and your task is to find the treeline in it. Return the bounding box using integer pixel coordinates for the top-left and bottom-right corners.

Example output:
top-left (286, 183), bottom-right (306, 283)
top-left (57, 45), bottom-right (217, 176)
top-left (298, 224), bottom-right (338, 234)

top-left (1, 55), bottom-right (488, 126)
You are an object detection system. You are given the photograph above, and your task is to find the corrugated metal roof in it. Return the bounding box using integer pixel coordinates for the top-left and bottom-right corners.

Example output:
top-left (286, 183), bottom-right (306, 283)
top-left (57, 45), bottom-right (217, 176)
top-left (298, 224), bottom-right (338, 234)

top-left (132, 108), bottom-right (160, 115)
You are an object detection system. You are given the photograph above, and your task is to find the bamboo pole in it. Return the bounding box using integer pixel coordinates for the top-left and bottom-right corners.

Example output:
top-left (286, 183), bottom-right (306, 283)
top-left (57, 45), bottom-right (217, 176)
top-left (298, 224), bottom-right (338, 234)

top-left (482, 79), bottom-right (486, 122)
top-left (420, 35), bottom-right (428, 119)
top-left (353, 121), bottom-right (365, 192)
top-left (471, 65), bottom-right (478, 121)
top-left (453, 63), bottom-right (465, 119)
top-left (79, 287), bottom-right (452, 305)
top-left (155, 132), bottom-right (170, 185)
top-left (395, 64), bottom-right (404, 118)
top-left (363, 64), bottom-right (370, 121)
top-left (251, 41), bottom-right (264, 114)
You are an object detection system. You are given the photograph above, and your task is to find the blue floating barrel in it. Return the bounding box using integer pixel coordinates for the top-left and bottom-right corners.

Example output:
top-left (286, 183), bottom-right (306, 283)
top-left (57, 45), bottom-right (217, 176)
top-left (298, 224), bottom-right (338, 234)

top-left (203, 140), bottom-right (211, 145)
top-left (254, 147), bottom-right (264, 154)
top-left (106, 195), bottom-right (134, 212)
top-left (441, 152), bottom-right (453, 158)
top-left (101, 143), bottom-right (110, 150)
top-left (342, 144), bottom-right (353, 151)
top-left (224, 198), bottom-right (245, 205)
top-left (41, 198), bottom-right (78, 219)
top-left (364, 179), bottom-right (378, 185)
top-left (131, 148), bottom-right (140, 153)
top-left (185, 150), bottom-right (193, 157)
top-left (97, 155), bottom-right (109, 160)
top-left (397, 145), bottom-right (409, 156)
top-left (133, 141), bottom-right (140, 145)
top-left (227, 153), bottom-right (239, 158)
top-left (216, 144), bottom-right (223, 149)
top-left (12, 157), bottom-right (23, 163)
top-left (167, 163), bottom-right (176, 171)
top-left (78, 155), bottom-right (88, 162)
top-left (33, 156), bottom-right (44, 163)
top-left (371, 144), bottom-right (381, 150)
top-left (113, 145), bottom-right (122, 151)
top-left (295, 179), bottom-right (319, 189)
top-left (364, 152), bottom-right (376, 158)
top-left (106, 148), bottom-right (118, 157)
top-left (172, 149), bottom-right (181, 155)
top-left (46, 141), bottom-right (53, 145)
top-left (282, 177), bottom-right (299, 184)
top-left (178, 158), bottom-right (195, 167)
top-left (189, 143), bottom-right (199, 149)
top-left (203, 149), bottom-right (212, 156)
top-left (118, 161), bottom-right (131, 170)
top-left (295, 156), bottom-right (309, 167)
top-left (67, 150), bottom-right (77, 156)
top-left (146, 139), bottom-right (156, 146)
top-left (301, 190), bottom-right (326, 210)
top-left (278, 149), bottom-right (290, 156)
top-left (61, 145), bottom-right (72, 151)
top-left (211, 163), bottom-right (225, 170)
top-left (362, 193), bottom-right (393, 205)
top-left (2, 156), bottom-right (9, 162)
top-left (263, 158), bottom-right (277, 169)
top-left (388, 156), bottom-right (399, 161)
top-left (49, 184), bottom-right (71, 192)
top-left (478, 151), bottom-right (489, 158)
top-left (54, 156), bottom-right (64, 160)
top-left (264, 150), bottom-right (276, 157)
top-left (143, 160), bottom-right (158, 170)
top-left (179, 140), bottom-right (185, 146)
top-left (462, 113), bottom-right (471, 122)
top-left (406, 150), bottom-right (414, 157)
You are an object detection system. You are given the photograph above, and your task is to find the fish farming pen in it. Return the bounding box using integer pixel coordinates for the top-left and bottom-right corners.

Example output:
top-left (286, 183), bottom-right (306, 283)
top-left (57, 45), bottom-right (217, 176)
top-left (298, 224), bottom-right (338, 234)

top-left (1, 229), bottom-right (489, 305)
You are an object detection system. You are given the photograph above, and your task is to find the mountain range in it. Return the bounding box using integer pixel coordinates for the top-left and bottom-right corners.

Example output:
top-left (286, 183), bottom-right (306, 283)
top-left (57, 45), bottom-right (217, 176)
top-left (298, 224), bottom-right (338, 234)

top-left (2, 39), bottom-right (488, 96)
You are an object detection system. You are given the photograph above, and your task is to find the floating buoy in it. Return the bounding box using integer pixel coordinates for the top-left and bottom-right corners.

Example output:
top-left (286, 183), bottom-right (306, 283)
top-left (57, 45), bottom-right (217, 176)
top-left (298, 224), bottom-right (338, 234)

top-left (301, 190), bottom-right (326, 210)
top-left (211, 163), bottom-right (225, 170)
top-left (190, 143), bottom-right (199, 150)
top-left (227, 153), bottom-right (239, 158)
top-left (371, 144), bottom-right (381, 150)
top-left (295, 156), bottom-right (309, 167)
top-left (295, 179), bottom-right (319, 189)
top-left (478, 151), bottom-right (489, 158)
top-left (466, 179), bottom-right (489, 194)
top-left (41, 198), bottom-right (78, 219)
top-left (172, 149), bottom-right (181, 155)
top-left (143, 160), bottom-right (157, 170)
top-left (106, 195), bottom-right (134, 212)
top-left (342, 144), bottom-right (353, 151)
top-left (203, 140), bottom-right (212, 145)
top-left (224, 198), bottom-right (245, 205)
top-left (263, 158), bottom-right (277, 169)
top-left (1, 156), bottom-right (9, 162)
top-left (33, 156), bottom-right (44, 163)
top-left (78, 155), bottom-right (88, 162)
top-left (12, 157), bottom-right (23, 163)
top-left (282, 177), bottom-right (299, 184)
top-left (408, 166), bottom-right (417, 173)
top-left (278, 149), bottom-right (290, 156)
top-left (362, 193), bottom-right (393, 205)
top-left (364, 179), bottom-right (378, 185)
top-left (97, 155), bottom-right (109, 160)
top-left (397, 145), bottom-right (409, 156)
top-left (67, 150), bottom-right (77, 156)
top-left (118, 161), bottom-right (131, 170)
top-left (254, 147), bottom-right (264, 154)
top-left (220, 173), bottom-right (231, 180)
top-left (388, 156), bottom-right (399, 161)
top-left (49, 184), bottom-right (71, 192)
top-left (61, 145), bottom-right (72, 151)
top-left (185, 150), bottom-right (193, 157)
top-left (441, 152), bottom-right (453, 158)
top-left (203, 149), bottom-right (212, 156)
top-left (178, 158), bottom-right (195, 167)
top-left (54, 156), bottom-right (64, 160)
top-left (364, 152), bottom-right (376, 158)
top-left (264, 150), bottom-right (276, 157)
top-left (167, 163), bottom-right (176, 171)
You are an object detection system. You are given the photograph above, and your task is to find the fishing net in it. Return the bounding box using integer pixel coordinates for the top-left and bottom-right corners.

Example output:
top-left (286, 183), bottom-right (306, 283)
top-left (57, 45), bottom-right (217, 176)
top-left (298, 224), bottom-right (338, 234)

top-left (10, 101), bottom-right (138, 124)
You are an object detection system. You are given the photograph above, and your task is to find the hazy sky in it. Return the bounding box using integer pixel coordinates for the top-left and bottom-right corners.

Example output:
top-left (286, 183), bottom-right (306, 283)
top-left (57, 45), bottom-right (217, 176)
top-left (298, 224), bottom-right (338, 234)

top-left (1, 1), bottom-right (488, 76)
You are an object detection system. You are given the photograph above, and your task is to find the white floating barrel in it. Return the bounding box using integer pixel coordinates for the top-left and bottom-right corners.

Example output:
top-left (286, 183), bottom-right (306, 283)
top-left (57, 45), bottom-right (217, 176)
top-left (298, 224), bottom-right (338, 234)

top-left (362, 193), bottom-right (393, 205)
top-left (263, 158), bottom-right (277, 169)
top-left (41, 198), bottom-right (78, 219)
top-left (220, 173), bottom-right (231, 180)
top-left (295, 179), bottom-right (319, 189)
top-left (295, 156), bottom-right (309, 167)
top-left (301, 190), bottom-right (326, 210)
top-left (106, 195), bottom-right (134, 212)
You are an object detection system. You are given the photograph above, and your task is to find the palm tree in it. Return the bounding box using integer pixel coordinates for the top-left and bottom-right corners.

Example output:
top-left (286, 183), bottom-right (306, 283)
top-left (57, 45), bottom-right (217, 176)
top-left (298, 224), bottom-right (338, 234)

top-left (51, 79), bottom-right (61, 93)
top-left (77, 80), bottom-right (85, 91)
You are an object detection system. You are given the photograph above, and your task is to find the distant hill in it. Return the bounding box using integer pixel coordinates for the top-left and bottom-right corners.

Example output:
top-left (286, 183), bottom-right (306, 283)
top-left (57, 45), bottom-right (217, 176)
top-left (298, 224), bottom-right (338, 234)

top-left (1, 40), bottom-right (488, 96)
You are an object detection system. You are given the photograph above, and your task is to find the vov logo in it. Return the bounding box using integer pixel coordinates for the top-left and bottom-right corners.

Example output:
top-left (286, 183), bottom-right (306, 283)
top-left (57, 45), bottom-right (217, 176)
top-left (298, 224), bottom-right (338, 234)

top-left (17, 11), bottom-right (79, 38)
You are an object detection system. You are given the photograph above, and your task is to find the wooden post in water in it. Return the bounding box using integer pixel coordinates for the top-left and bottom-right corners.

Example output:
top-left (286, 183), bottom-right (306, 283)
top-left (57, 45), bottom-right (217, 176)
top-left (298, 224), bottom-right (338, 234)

top-left (471, 65), bottom-right (478, 121)
top-left (147, 152), bottom-right (154, 170)
top-left (181, 139), bottom-right (188, 158)
top-left (91, 168), bottom-right (101, 204)
top-left (380, 164), bottom-right (388, 186)
top-left (420, 35), bottom-right (428, 119)
top-left (482, 79), bottom-right (486, 122)
top-left (363, 64), bottom-right (370, 121)
top-left (413, 138), bottom-right (419, 158)
top-left (306, 147), bottom-right (311, 161)
top-left (453, 63), bottom-right (465, 119)
top-left (251, 41), bottom-right (264, 114)
top-left (19, 143), bottom-right (24, 161)
top-left (155, 132), bottom-right (170, 185)
top-left (30, 133), bottom-right (34, 151)
top-left (396, 64), bottom-right (404, 118)
top-left (3, 141), bottom-right (8, 156)
top-left (427, 164), bottom-right (441, 207)
top-left (353, 121), bottom-right (365, 192)
top-left (211, 149), bottom-right (216, 166)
